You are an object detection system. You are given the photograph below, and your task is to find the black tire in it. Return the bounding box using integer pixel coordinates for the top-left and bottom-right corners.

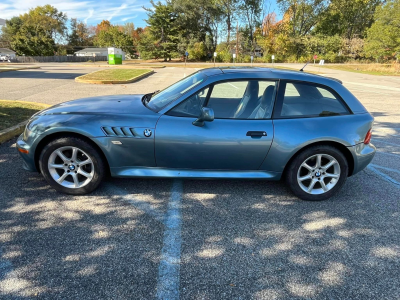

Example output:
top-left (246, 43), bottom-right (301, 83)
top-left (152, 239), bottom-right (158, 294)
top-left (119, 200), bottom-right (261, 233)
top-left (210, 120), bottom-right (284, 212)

top-left (285, 145), bottom-right (348, 201)
top-left (39, 136), bottom-right (106, 195)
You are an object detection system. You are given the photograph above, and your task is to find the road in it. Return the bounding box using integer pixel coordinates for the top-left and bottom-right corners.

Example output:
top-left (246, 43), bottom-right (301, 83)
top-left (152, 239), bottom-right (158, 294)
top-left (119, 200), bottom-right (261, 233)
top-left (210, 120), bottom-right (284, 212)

top-left (0, 64), bottom-right (399, 299)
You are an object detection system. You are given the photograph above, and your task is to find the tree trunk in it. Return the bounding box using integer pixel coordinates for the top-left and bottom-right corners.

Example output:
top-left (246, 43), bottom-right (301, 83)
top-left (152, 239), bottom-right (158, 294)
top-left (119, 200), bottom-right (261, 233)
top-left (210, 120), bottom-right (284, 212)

top-left (227, 16), bottom-right (231, 46)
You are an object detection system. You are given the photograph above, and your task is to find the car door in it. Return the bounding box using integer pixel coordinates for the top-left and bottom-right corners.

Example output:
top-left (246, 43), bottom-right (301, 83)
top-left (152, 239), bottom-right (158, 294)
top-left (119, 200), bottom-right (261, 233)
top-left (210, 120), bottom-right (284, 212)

top-left (155, 79), bottom-right (277, 170)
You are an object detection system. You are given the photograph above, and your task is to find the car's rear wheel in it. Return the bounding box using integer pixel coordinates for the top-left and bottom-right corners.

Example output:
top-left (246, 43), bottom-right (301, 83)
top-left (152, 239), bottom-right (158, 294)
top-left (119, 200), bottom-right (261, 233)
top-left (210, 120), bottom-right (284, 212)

top-left (39, 136), bottom-right (106, 195)
top-left (286, 145), bottom-right (348, 201)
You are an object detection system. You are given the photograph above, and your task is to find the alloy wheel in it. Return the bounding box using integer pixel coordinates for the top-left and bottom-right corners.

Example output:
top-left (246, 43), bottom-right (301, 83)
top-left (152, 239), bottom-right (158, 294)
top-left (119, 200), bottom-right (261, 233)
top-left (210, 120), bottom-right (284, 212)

top-left (297, 154), bottom-right (341, 195)
top-left (48, 146), bottom-right (94, 189)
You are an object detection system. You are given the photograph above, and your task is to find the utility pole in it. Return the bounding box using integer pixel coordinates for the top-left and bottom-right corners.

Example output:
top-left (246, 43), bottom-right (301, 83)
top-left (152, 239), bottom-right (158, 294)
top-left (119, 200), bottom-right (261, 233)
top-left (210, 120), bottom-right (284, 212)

top-left (236, 22), bottom-right (239, 63)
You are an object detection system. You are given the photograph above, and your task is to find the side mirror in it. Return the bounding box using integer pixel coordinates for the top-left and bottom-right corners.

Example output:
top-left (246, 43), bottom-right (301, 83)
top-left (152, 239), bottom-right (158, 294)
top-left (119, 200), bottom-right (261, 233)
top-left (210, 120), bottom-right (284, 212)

top-left (192, 107), bottom-right (214, 127)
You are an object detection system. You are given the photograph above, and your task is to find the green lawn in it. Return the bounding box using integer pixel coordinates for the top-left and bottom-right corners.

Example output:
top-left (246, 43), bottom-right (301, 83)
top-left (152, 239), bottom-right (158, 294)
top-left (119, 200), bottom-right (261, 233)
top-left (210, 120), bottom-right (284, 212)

top-left (321, 64), bottom-right (400, 76)
top-left (78, 69), bottom-right (152, 81)
top-left (0, 100), bottom-right (50, 131)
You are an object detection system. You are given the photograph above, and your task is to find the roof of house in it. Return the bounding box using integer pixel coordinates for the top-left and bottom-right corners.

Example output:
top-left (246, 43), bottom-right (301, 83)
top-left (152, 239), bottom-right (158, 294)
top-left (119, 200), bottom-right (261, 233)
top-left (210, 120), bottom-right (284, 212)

top-left (75, 48), bottom-right (109, 53)
top-left (0, 48), bottom-right (16, 54)
top-left (0, 18), bottom-right (6, 26)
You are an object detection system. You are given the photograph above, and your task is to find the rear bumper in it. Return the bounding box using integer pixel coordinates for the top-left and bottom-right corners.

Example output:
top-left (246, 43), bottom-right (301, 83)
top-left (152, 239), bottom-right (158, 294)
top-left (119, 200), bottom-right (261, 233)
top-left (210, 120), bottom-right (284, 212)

top-left (349, 142), bottom-right (376, 176)
top-left (16, 134), bottom-right (38, 172)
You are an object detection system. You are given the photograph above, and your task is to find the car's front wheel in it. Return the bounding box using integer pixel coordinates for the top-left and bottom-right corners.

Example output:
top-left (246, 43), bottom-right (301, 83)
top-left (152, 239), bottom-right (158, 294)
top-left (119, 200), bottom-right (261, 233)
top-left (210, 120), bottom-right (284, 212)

top-left (286, 145), bottom-right (348, 201)
top-left (39, 136), bottom-right (106, 195)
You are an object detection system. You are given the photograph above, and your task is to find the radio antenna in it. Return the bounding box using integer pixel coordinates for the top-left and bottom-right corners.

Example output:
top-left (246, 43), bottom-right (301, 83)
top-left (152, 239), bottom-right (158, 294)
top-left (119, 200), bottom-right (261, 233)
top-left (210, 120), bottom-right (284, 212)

top-left (300, 62), bottom-right (309, 72)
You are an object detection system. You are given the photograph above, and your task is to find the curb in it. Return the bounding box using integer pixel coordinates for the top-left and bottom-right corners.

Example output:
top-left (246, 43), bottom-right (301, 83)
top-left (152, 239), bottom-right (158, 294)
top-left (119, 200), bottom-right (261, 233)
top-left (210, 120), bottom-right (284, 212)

top-left (75, 69), bottom-right (154, 84)
top-left (69, 64), bottom-right (165, 69)
top-left (0, 120), bottom-right (28, 144)
top-left (0, 66), bottom-right (41, 73)
top-left (0, 101), bottom-right (50, 144)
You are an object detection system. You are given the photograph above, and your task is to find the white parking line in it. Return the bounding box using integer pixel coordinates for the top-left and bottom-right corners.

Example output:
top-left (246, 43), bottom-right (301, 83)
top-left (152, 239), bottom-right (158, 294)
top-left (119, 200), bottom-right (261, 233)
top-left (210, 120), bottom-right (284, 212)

top-left (345, 82), bottom-right (400, 92)
top-left (106, 181), bottom-right (184, 299)
top-left (157, 180), bottom-right (183, 300)
top-left (228, 82), bottom-right (238, 89)
top-left (372, 164), bottom-right (400, 175)
top-left (368, 164), bottom-right (400, 188)
top-left (372, 139), bottom-right (400, 147)
top-left (376, 151), bottom-right (400, 158)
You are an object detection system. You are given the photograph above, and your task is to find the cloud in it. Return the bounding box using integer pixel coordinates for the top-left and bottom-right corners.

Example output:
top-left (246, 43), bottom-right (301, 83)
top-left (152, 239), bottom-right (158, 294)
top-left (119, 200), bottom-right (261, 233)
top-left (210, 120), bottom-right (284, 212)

top-left (0, 0), bottom-right (148, 25)
top-left (84, 9), bottom-right (94, 24)
top-left (121, 15), bottom-right (138, 22)
top-left (107, 4), bottom-right (128, 21)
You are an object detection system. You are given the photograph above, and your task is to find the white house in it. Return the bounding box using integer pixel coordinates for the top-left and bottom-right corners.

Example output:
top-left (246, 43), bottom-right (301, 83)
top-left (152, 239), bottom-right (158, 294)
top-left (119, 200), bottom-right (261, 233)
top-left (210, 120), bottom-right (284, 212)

top-left (0, 48), bottom-right (16, 59)
top-left (74, 48), bottom-right (125, 60)
top-left (0, 18), bottom-right (5, 26)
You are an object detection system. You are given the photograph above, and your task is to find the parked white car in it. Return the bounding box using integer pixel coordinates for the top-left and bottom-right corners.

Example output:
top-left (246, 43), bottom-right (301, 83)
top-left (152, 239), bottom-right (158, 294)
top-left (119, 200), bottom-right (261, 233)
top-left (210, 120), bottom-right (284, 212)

top-left (0, 55), bottom-right (11, 62)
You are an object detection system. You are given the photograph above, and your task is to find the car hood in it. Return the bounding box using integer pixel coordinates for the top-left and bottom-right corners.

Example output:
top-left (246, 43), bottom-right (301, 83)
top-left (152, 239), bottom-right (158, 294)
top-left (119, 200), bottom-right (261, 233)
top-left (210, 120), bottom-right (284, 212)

top-left (38, 94), bottom-right (156, 116)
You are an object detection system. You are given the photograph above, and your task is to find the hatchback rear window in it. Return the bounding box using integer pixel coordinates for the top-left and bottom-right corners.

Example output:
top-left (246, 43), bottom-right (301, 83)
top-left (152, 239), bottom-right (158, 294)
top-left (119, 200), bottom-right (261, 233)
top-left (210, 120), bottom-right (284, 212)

top-left (279, 82), bottom-right (349, 118)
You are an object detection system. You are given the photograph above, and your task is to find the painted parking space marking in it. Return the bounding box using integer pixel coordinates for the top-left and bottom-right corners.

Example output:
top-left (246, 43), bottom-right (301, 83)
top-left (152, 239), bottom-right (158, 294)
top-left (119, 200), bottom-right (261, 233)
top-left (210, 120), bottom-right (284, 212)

top-left (368, 164), bottom-right (400, 188)
top-left (345, 82), bottom-right (400, 92)
top-left (227, 82), bottom-right (239, 89)
top-left (376, 151), bottom-right (400, 158)
top-left (156, 180), bottom-right (183, 300)
top-left (372, 139), bottom-right (400, 147)
top-left (105, 180), bottom-right (184, 300)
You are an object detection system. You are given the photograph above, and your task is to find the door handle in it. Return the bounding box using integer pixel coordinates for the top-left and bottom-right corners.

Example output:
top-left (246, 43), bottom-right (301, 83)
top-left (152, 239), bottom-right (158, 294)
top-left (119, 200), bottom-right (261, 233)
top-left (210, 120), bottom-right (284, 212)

top-left (246, 131), bottom-right (267, 137)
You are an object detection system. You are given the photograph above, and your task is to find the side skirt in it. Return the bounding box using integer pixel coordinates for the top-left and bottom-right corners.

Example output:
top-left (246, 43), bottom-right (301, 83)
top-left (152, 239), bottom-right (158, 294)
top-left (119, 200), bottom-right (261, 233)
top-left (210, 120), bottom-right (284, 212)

top-left (110, 167), bottom-right (282, 180)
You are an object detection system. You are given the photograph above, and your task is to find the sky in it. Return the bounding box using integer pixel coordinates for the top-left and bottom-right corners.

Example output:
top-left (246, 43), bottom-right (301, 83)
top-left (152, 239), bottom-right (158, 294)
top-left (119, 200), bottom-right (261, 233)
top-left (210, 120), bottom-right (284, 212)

top-left (0, 0), bottom-right (281, 29)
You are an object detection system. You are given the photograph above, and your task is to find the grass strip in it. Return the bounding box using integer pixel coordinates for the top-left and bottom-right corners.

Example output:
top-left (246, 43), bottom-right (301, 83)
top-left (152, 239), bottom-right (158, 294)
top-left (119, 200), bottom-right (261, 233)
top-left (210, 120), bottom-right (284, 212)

top-left (0, 100), bottom-right (50, 131)
top-left (320, 64), bottom-right (400, 76)
top-left (77, 69), bottom-right (152, 81)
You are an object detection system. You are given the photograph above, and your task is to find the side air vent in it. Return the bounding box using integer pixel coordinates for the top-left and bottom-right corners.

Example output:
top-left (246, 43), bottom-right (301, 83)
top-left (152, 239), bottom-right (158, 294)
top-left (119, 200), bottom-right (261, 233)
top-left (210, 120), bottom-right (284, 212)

top-left (102, 126), bottom-right (135, 137)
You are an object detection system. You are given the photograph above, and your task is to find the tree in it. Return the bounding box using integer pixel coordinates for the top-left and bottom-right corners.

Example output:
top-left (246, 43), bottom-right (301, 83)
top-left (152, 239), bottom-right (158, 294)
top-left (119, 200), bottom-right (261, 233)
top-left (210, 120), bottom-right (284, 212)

top-left (137, 28), bottom-right (160, 59)
top-left (277, 0), bottom-right (329, 37)
top-left (365, 0), bottom-right (400, 60)
top-left (2, 5), bottom-right (67, 55)
top-left (94, 25), bottom-right (135, 55)
top-left (68, 18), bottom-right (93, 46)
top-left (239, 0), bottom-right (264, 52)
top-left (315, 0), bottom-right (383, 39)
top-left (218, 0), bottom-right (238, 45)
top-left (144, 1), bottom-right (179, 61)
top-left (122, 22), bottom-right (135, 37)
top-left (172, 0), bottom-right (222, 53)
top-left (96, 20), bottom-right (112, 34)
top-left (132, 27), bottom-right (144, 48)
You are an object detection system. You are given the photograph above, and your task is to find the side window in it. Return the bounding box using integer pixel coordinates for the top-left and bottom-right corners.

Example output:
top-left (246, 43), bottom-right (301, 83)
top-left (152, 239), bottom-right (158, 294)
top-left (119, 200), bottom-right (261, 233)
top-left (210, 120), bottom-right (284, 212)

top-left (207, 81), bottom-right (248, 118)
top-left (285, 83), bottom-right (300, 96)
top-left (207, 80), bottom-right (277, 119)
top-left (167, 87), bottom-right (209, 117)
top-left (280, 82), bottom-right (349, 117)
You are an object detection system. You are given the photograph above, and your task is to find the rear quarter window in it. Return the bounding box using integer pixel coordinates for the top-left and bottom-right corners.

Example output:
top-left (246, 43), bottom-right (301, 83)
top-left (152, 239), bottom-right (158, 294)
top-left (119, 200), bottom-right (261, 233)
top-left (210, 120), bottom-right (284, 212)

top-left (279, 82), bottom-right (349, 118)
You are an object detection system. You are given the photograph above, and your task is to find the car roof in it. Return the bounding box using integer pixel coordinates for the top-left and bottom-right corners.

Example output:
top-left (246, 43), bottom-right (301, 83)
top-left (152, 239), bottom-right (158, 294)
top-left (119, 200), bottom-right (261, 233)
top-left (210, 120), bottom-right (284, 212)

top-left (198, 67), bottom-right (342, 84)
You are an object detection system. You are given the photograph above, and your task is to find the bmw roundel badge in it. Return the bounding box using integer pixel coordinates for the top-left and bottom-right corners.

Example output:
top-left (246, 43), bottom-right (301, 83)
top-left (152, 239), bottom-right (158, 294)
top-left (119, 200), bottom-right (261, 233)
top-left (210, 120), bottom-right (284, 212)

top-left (144, 129), bottom-right (152, 137)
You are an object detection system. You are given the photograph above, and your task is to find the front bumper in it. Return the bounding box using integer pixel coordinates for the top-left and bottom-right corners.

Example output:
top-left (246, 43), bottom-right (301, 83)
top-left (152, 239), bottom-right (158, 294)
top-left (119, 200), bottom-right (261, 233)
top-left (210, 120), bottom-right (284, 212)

top-left (349, 142), bottom-right (376, 176)
top-left (16, 134), bottom-right (38, 172)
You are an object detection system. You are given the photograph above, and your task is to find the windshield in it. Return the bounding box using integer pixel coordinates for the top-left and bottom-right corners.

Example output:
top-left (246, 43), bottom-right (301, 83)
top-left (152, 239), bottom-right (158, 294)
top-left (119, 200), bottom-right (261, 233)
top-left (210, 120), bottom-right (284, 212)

top-left (147, 72), bottom-right (207, 111)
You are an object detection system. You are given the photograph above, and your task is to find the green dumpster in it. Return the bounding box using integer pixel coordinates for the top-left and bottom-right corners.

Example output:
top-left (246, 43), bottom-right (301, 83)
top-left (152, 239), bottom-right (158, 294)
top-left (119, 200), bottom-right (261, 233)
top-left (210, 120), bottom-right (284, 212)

top-left (108, 47), bottom-right (123, 65)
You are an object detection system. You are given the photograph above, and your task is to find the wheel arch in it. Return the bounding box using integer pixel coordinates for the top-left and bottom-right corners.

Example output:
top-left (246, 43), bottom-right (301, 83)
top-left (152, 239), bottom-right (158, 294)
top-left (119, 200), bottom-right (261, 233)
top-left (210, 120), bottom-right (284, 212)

top-left (34, 132), bottom-right (111, 176)
top-left (282, 141), bottom-right (355, 178)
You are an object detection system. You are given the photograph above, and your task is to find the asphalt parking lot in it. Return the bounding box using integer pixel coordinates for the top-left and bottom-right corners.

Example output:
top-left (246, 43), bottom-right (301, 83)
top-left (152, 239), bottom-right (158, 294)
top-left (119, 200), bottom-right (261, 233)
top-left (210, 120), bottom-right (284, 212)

top-left (1, 64), bottom-right (400, 299)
